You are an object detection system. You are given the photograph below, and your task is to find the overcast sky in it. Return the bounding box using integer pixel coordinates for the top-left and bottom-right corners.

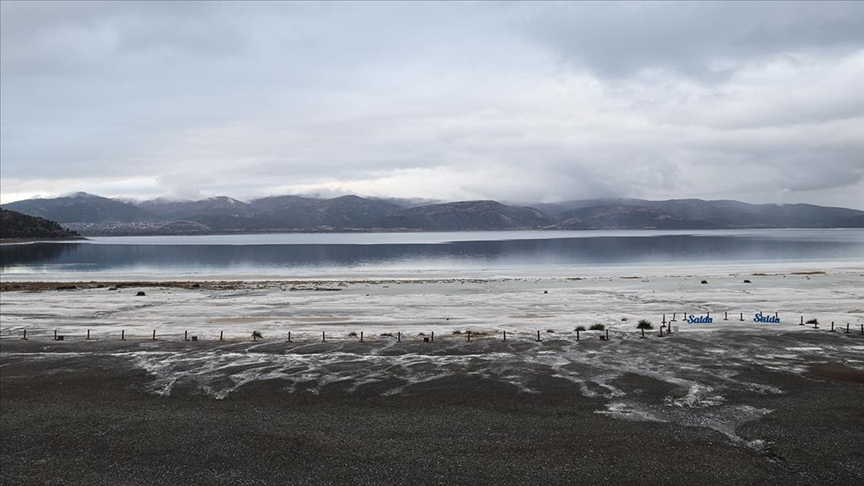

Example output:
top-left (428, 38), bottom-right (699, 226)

top-left (2, 1), bottom-right (863, 208)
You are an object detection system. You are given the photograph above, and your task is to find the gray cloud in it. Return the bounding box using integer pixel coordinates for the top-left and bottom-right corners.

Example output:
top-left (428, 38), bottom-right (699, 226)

top-left (520, 2), bottom-right (864, 80)
top-left (1, 1), bottom-right (862, 209)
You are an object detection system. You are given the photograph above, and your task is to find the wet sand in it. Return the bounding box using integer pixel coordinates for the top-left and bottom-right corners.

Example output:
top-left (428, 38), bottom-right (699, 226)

top-left (2, 333), bottom-right (863, 486)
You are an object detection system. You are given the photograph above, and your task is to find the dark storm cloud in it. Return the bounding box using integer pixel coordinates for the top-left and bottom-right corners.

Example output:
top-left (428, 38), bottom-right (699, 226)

top-left (1, 1), bottom-right (862, 209)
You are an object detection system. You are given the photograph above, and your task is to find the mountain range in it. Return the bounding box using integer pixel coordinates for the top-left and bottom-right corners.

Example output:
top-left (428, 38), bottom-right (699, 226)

top-left (2, 192), bottom-right (862, 236)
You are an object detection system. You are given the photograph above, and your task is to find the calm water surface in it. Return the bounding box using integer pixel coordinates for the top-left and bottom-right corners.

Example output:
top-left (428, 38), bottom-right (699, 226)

top-left (2, 229), bottom-right (862, 279)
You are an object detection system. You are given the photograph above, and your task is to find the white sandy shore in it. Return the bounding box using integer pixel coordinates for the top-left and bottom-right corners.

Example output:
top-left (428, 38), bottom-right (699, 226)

top-left (2, 262), bottom-right (862, 341)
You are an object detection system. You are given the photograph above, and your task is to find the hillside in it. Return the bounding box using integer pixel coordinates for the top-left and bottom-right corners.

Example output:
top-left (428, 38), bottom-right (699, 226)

top-left (4, 192), bottom-right (159, 224)
top-left (2, 193), bottom-right (862, 236)
top-left (365, 200), bottom-right (554, 231)
top-left (0, 209), bottom-right (82, 240)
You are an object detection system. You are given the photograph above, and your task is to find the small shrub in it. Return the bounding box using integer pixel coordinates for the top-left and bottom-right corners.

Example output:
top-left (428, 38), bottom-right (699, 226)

top-left (453, 330), bottom-right (463, 335)
top-left (806, 319), bottom-right (818, 325)
top-left (701, 280), bottom-right (708, 284)
top-left (348, 332), bottom-right (358, 337)
top-left (575, 325), bottom-right (587, 332)
top-left (252, 331), bottom-right (263, 339)
top-left (418, 332), bottom-right (426, 336)
top-left (546, 329), bottom-right (555, 333)
top-left (380, 333), bottom-right (394, 337)
top-left (589, 324), bottom-right (605, 331)
top-left (637, 319), bottom-right (653, 330)
top-left (743, 279), bottom-right (751, 283)
top-left (620, 317), bottom-right (628, 321)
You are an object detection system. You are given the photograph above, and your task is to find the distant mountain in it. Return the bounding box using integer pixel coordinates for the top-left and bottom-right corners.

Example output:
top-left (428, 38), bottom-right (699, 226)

top-left (248, 194), bottom-right (404, 229)
top-left (365, 200), bottom-right (555, 231)
top-left (2, 193), bottom-right (862, 235)
top-left (0, 209), bottom-right (82, 240)
top-left (136, 196), bottom-right (259, 219)
top-left (557, 204), bottom-right (708, 229)
top-left (3, 192), bottom-right (159, 224)
top-left (553, 199), bottom-right (864, 230)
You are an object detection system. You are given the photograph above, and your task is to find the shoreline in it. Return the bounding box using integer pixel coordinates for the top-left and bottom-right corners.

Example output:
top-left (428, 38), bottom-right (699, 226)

top-left (2, 266), bottom-right (863, 485)
top-left (0, 236), bottom-right (87, 245)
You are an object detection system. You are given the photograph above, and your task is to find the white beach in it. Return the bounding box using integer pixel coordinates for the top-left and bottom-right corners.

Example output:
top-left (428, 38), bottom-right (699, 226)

top-left (2, 260), bottom-right (862, 342)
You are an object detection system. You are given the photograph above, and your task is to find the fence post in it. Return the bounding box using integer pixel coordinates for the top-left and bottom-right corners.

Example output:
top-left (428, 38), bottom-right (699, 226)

top-left (831, 321), bottom-right (835, 332)
top-left (431, 331), bottom-right (434, 343)
top-left (360, 331), bottom-right (364, 343)
top-left (576, 330), bottom-right (580, 341)
top-left (641, 328), bottom-right (645, 339)
top-left (800, 316), bottom-right (804, 326)
top-left (220, 330), bottom-right (224, 342)
top-left (152, 330), bottom-right (156, 341)
top-left (606, 329), bottom-right (609, 341)
top-left (662, 314), bottom-right (666, 324)
top-left (184, 330), bottom-right (188, 341)
top-left (87, 329), bottom-right (90, 340)
top-left (724, 312), bottom-right (728, 321)
top-left (121, 330), bottom-right (125, 341)
top-left (54, 330), bottom-right (58, 341)
top-left (503, 330), bottom-right (506, 342)
top-left (536, 330), bottom-right (541, 342)
top-left (740, 312), bottom-right (744, 321)
top-left (322, 331), bottom-right (326, 343)
top-left (287, 331), bottom-right (291, 343)
top-left (22, 329), bottom-right (26, 340)
top-left (467, 331), bottom-right (471, 342)
top-left (397, 331), bottom-right (401, 343)
top-left (845, 323), bottom-right (850, 334)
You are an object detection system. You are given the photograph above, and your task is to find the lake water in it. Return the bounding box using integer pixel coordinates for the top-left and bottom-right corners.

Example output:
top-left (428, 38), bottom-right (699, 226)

top-left (2, 229), bottom-right (862, 280)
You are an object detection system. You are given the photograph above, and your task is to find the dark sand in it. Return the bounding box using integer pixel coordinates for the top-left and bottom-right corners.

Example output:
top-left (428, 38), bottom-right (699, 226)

top-left (2, 336), bottom-right (863, 485)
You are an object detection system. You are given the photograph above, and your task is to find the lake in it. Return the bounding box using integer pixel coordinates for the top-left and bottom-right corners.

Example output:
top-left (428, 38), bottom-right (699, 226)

top-left (2, 229), bottom-right (862, 280)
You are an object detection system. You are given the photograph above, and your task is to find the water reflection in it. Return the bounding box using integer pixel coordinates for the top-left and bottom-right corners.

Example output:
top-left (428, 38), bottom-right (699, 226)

top-left (2, 232), bottom-right (862, 276)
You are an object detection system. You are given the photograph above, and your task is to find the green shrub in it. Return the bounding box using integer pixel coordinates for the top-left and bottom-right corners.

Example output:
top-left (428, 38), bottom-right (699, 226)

top-left (637, 319), bottom-right (653, 330)
top-left (589, 324), bottom-right (605, 331)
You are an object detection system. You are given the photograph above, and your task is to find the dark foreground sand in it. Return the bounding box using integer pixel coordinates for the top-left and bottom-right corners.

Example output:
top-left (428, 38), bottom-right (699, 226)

top-left (2, 335), bottom-right (863, 486)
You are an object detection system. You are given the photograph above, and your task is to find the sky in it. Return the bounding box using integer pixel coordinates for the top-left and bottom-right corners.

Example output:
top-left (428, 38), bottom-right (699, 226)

top-left (1, 1), bottom-right (863, 209)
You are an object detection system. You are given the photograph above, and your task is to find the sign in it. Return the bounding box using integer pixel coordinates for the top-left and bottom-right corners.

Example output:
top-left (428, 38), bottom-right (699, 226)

top-left (754, 312), bottom-right (781, 324)
top-left (686, 314), bottom-right (713, 324)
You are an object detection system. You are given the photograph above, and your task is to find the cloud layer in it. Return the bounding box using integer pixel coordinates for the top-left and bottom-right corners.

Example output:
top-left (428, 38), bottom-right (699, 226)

top-left (2, 1), bottom-right (863, 208)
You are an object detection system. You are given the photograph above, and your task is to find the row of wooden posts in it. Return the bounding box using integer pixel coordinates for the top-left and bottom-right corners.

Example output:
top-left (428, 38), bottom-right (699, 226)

top-left (662, 311), bottom-right (778, 322)
top-left (23, 321), bottom-right (864, 343)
